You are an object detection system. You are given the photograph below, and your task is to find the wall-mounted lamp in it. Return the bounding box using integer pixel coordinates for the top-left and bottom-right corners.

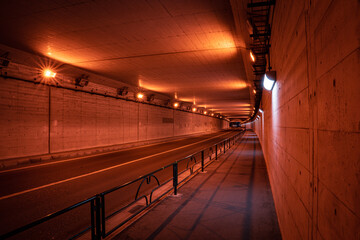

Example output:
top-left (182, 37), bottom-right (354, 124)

top-left (173, 102), bottom-right (179, 108)
top-left (147, 94), bottom-right (155, 102)
top-left (117, 87), bottom-right (129, 96)
top-left (75, 75), bottom-right (89, 87)
top-left (164, 99), bottom-right (171, 106)
top-left (192, 107), bottom-right (197, 112)
top-left (263, 71), bottom-right (276, 91)
top-left (0, 53), bottom-right (10, 69)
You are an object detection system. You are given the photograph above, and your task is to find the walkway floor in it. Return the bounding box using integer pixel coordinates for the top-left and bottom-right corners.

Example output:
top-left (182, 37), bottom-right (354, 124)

top-left (111, 131), bottom-right (282, 240)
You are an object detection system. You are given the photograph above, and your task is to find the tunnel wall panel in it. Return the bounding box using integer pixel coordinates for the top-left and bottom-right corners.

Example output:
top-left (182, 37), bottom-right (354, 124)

top-left (252, 0), bottom-right (359, 239)
top-left (0, 78), bottom-right (225, 160)
top-left (0, 80), bottom-right (49, 158)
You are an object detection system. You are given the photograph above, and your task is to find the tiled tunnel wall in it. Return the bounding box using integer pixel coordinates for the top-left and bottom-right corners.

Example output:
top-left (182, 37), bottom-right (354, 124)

top-left (252, 0), bottom-right (359, 239)
top-left (0, 77), bottom-right (226, 160)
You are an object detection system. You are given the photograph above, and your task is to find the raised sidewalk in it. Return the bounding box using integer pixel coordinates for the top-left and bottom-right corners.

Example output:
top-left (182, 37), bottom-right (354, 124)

top-left (111, 131), bottom-right (282, 240)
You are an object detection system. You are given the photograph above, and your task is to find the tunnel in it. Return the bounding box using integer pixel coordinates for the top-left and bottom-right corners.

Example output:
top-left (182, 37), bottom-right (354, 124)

top-left (0, 0), bottom-right (359, 239)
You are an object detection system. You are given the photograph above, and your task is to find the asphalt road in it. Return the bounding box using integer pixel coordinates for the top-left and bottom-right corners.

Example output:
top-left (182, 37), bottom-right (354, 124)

top-left (0, 130), bottom-right (240, 239)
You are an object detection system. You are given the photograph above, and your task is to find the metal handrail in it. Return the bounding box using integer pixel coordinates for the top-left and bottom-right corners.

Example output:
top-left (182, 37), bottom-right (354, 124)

top-left (0, 130), bottom-right (244, 240)
top-left (1, 196), bottom-right (98, 239)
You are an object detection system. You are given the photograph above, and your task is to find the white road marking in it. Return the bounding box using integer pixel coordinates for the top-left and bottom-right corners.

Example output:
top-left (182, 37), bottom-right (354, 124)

top-left (0, 132), bottom-right (231, 201)
top-left (0, 132), bottom-right (223, 174)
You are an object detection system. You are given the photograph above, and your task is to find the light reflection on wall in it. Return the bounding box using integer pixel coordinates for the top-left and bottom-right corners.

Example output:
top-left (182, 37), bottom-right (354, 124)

top-left (271, 82), bottom-right (279, 147)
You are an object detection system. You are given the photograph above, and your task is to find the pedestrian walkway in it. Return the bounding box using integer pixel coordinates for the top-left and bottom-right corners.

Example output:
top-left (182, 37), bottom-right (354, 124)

top-left (111, 131), bottom-right (282, 240)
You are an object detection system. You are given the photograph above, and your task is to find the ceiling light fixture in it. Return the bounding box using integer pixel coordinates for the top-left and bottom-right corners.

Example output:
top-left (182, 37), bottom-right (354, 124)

top-left (263, 71), bottom-right (276, 91)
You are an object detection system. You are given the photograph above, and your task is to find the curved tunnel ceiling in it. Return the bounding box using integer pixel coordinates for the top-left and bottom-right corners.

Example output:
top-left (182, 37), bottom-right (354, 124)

top-left (0, 0), bottom-right (255, 119)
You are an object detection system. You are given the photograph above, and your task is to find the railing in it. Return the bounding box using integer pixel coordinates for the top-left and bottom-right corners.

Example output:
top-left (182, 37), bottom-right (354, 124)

top-left (1, 130), bottom-right (244, 240)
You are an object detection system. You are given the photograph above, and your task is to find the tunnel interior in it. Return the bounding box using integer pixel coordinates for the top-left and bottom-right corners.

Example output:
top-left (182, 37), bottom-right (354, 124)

top-left (0, 0), bottom-right (359, 239)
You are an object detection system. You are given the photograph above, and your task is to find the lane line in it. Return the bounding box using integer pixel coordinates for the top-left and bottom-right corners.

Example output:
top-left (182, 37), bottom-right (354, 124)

top-left (0, 132), bottom-right (232, 201)
top-left (0, 132), bottom-right (226, 174)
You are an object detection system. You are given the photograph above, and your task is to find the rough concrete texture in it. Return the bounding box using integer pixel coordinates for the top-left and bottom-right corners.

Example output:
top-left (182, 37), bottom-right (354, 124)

top-left (251, 0), bottom-right (360, 239)
top-left (0, 78), bottom-right (226, 160)
top-left (113, 132), bottom-right (281, 240)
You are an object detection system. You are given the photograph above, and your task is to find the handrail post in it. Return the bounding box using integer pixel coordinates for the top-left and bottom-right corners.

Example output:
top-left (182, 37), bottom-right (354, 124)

top-left (215, 144), bottom-right (218, 160)
top-left (173, 162), bottom-right (178, 195)
top-left (95, 195), bottom-right (102, 240)
top-left (224, 141), bottom-right (226, 153)
top-left (101, 194), bottom-right (105, 238)
top-left (201, 150), bottom-right (204, 172)
top-left (91, 198), bottom-right (96, 240)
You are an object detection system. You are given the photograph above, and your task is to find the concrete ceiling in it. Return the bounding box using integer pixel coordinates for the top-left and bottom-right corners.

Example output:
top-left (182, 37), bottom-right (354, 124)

top-left (0, 0), bottom-right (254, 119)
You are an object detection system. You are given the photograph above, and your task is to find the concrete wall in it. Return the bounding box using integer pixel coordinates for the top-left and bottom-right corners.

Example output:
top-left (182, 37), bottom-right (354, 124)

top-left (0, 77), bottom-right (225, 160)
top-left (253, 0), bottom-right (359, 239)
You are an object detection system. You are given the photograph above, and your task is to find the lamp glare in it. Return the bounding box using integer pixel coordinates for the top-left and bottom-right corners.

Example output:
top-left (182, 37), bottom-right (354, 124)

top-left (44, 69), bottom-right (56, 78)
top-left (137, 93), bottom-right (144, 99)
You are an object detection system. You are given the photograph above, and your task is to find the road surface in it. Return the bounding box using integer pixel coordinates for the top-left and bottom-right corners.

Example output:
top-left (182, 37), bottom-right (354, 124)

top-left (0, 130), bottom-right (240, 239)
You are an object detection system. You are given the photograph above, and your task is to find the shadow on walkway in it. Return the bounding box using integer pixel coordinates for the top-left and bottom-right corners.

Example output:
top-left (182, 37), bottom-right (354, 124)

top-left (112, 131), bottom-right (282, 240)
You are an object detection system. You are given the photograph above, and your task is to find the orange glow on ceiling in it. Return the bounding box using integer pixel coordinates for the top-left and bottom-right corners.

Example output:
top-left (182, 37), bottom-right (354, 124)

top-left (227, 81), bottom-right (248, 89)
top-left (135, 80), bottom-right (168, 93)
